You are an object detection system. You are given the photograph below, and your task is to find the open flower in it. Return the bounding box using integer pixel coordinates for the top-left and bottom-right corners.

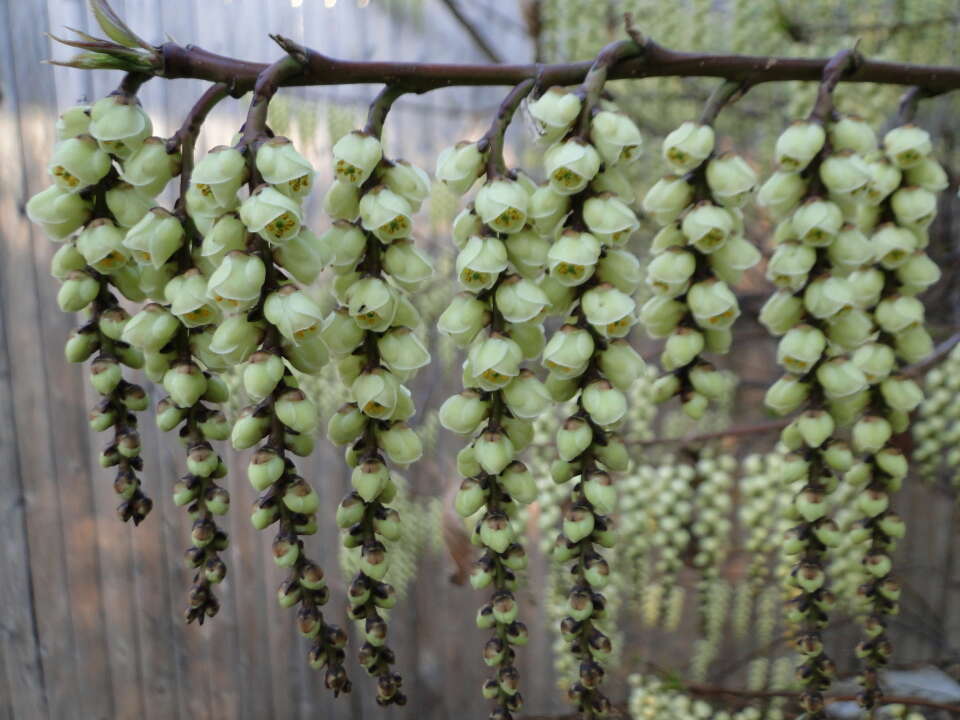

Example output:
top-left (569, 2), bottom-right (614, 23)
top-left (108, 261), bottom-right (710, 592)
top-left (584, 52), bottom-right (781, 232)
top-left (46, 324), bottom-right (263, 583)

top-left (792, 198), bottom-right (843, 246)
top-left (240, 185), bottom-right (303, 245)
top-left (547, 230), bottom-right (600, 286)
top-left (871, 224), bottom-right (917, 269)
top-left (346, 276), bottom-right (398, 332)
top-left (48, 135), bottom-right (111, 192)
top-left (378, 327), bottom-right (430, 373)
top-left (435, 140), bottom-right (485, 194)
top-left (474, 179), bottom-right (529, 233)
top-left (332, 130), bottom-right (382, 185)
top-left (76, 218), bottom-right (129, 274)
top-left (706, 153), bottom-right (757, 207)
top-left (121, 137), bottom-right (181, 196)
top-left (353, 368), bottom-right (400, 420)
top-left (256, 137), bottom-right (314, 199)
top-left (883, 125), bottom-right (932, 169)
top-left (647, 247), bottom-right (696, 297)
top-left (192, 145), bottom-right (246, 207)
top-left (777, 325), bottom-right (826, 374)
top-left (495, 275), bottom-right (550, 323)
top-left (590, 110), bottom-right (643, 166)
top-left (662, 121), bottom-right (714, 173)
top-left (26, 185), bottom-right (92, 240)
top-left (88, 95), bottom-right (152, 158)
top-left (467, 333), bottom-right (522, 390)
top-left (582, 283), bottom-right (636, 338)
top-left (123, 207), bottom-right (184, 269)
top-left (359, 186), bottom-right (413, 241)
top-left (456, 235), bottom-right (508, 291)
top-left (687, 279), bottom-right (740, 330)
top-left (264, 285), bottom-right (325, 343)
top-left (209, 314), bottom-right (264, 364)
top-left (542, 325), bottom-right (594, 378)
top-left (583, 194), bottom-right (639, 244)
top-left (528, 185), bottom-right (570, 236)
top-left (165, 270), bottom-right (220, 328)
top-left (528, 88), bottom-right (582, 143)
top-left (681, 201), bottom-right (734, 253)
top-left (437, 293), bottom-right (488, 347)
top-left (56, 105), bottom-right (91, 140)
top-left (757, 170), bottom-right (807, 219)
top-left (774, 120), bottom-right (825, 171)
top-left (206, 250), bottom-right (266, 311)
top-left (544, 139), bottom-right (601, 195)
top-left (642, 175), bottom-right (693, 225)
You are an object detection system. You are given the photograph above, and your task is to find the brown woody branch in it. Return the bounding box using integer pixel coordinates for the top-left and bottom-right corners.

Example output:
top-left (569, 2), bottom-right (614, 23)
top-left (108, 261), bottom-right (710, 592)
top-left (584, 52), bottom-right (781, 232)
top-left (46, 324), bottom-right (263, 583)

top-left (152, 36), bottom-right (960, 96)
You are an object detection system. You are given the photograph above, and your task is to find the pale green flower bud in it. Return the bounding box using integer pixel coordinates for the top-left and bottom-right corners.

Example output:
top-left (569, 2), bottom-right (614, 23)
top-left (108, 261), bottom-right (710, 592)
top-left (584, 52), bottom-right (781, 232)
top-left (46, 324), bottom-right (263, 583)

top-left (829, 115), bottom-right (877, 154)
top-left (757, 170), bottom-right (807, 220)
top-left (704, 328), bottom-right (732, 353)
top-left (590, 110), bottom-right (643, 166)
top-left (681, 201), bottom-right (734, 253)
top-left (378, 327), bottom-right (429, 374)
top-left (456, 235), bottom-right (508, 291)
top-left (557, 417), bottom-right (592, 462)
top-left (209, 314), bottom-right (264, 364)
top-left (494, 275), bottom-right (549, 323)
top-left (597, 247), bottom-right (642, 294)
top-left (378, 422), bottom-right (423, 464)
top-left (706, 153), bottom-right (757, 207)
top-left (883, 125), bottom-right (932, 168)
top-left (582, 380), bottom-right (627, 427)
top-left (646, 246), bottom-right (695, 297)
top-left (502, 415), bottom-right (533, 452)
top-left (504, 229), bottom-right (550, 278)
top-left (582, 472), bottom-right (616, 515)
top-left (439, 390), bottom-right (489, 435)
top-left (327, 404), bottom-right (366, 446)
top-left (26, 185), bottom-right (92, 240)
top-left (852, 415), bottom-right (892, 453)
top-left (595, 437), bottom-right (628, 472)
top-left (379, 159), bottom-right (430, 212)
top-left (509, 321), bottom-right (545, 359)
top-left (243, 351), bottom-right (285, 400)
top-left (708, 234), bottom-right (761, 284)
top-left (65, 327), bottom-right (99, 363)
top-left (880, 375), bottom-right (923, 412)
top-left (143, 349), bottom-right (175, 383)
top-left (894, 324), bottom-right (933, 363)
top-left (352, 459), bottom-right (389, 502)
top-left (456, 445), bottom-right (481, 478)
top-left (775, 120), bottom-right (826, 172)
top-left (640, 295), bottom-right (685, 338)
top-left (346, 276), bottom-right (397, 332)
top-left (583, 194), bottom-right (639, 245)
top-left (651, 374), bottom-right (680, 403)
top-left (498, 370), bottom-right (548, 419)
top-left (796, 409), bottom-right (835, 448)
top-left (545, 372), bottom-right (578, 402)
top-left (817, 357), bottom-right (868, 399)
top-left (120, 137), bottom-right (180, 196)
top-left (642, 175), bottom-right (694, 225)
top-left (500, 461), bottom-right (536, 505)
top-left (353, 368), bottom-right (400, 420)
top-left (123, 207), bottom-right (184, 269)
top-left (48, 135), bottom-right (111, 192)
top-left (528, 185), bottom-right (570, 236)
top-left (474, 430), bottom-right (515, 475)
top-left (89, 357), bottom-right (122, 395)
top-left (274, 227), bottom-right (330, 285)
top-left (876, 448), bottom-right (908, 480)
top-left (864, 157), bottom-right (903, 205)
top-left (876, 295), bottom-right (924, 333)
top-left (662, 121), bottom-right (714, 173)
top-left (599, 340), bottom-right (645, 391)
top-left (688, 362), bottom-right (730, 400)
top-left (528, 88), bottom-right (581, 142)
top-left (105, 184), bottom-right (150, 229)
top-left (563, 505), bottom-right (595, 544)
top-left (826, 306), bottom-right (874, 350)
top-left (121, 302), bottom-right (178, 352)
top-left (688, 279), bottom-right (739, 330)
top-left (480, 512), bottom-right (514, 554)
top-left (826, 224), bottom-right (873, 271)
top-left (454, 477), bottom-right (486, 518)
top-left (848, 267), bottom-right (885, 308)
top-left (830, 386), bottom-right (871, 426)
top-left (322, 179), bottom-right (360, 221)
top-left (256, 136), bottom-right (314, 198)
top-left (765, 374), bottom-right (809, 415)
top-left (435, 140), bottom-right (485, 195)
top-left (206, 250), bottom-right (265, 312)
top-left (804, 274), bottom-right (853, 319)
top-left (590, 165), bottom-right (634, 203)
top-left (437, 292), bottom-right (488, 347)
top-left (165, 270), bottom-right (220, 328)
top-left (661, 327), bottom-right (704, 370)
top-left (89, 95), bottom-right (151, 157)
top-left (382, 239), bottom-right (433, 288)
top-left (545, 139), bottom-right (601, 195)
top-left (547, 230), bottom-right (601, 286)
top-left (538, 274), bottom-right (575, 316)
top-left (56, 105), bottom-right (91, 140)
top-left (896, 251), bottom-right (941, 294)
top-left (759, 290), bottom-right (804, 336)
top-left (474, 179), bottom-right (528, 233)
top-left (852, 342), bottom-right (896, 383)
top-left (76, 218), bottom-right (129, 274)
top-left (582, 283), bottom-right (635, 337)
top-left (262, 285), bottom-right (324, 343)
top-left (777, 325), bottom-right (826, 374)
top-left (891, 186), bottom-right (937, 229)
top-left (792, 198), bottom-right (843, 246)
top-left (469, 333), bottom-right (522, 391)
top-left (905, 157), bottom-right (948, 192)
top-left (451, 207), bottom-right (482, 250)
top-left (240, 185), bottom-right (302, 245)
top-left (819, 151), bottom-right (870, 196)
top-left (543, 324), bottom-right (594, 378)
top-left (164, 362), bottom-right (207, 408)
top-left (108, 264), bottom-right (145, 303)
top-left (198, 213), bottom-right (245, 269)
top-left (316, 221), bottom-right (364, 274)
top-left (682, 390), bottom-right (709, 419)
top-left (359, 186), bottom-right (413, 241)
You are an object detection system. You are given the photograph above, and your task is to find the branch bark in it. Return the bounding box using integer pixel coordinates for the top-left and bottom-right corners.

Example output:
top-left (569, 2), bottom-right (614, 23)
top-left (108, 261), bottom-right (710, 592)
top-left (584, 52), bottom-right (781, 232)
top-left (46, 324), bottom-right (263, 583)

top-left (152, 37), bottom-right (960, 96)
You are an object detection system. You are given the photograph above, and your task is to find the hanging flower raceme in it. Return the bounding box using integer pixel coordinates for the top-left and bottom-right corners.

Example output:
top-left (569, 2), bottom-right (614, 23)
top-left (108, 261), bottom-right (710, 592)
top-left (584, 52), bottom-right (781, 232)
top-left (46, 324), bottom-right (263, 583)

top-left (186, 125), bottom-right (351, 690)
top-left (532, 71), bottom-right (645, 716)
top-left (436, 81), bottom-right (553, 720)
top-left (641, 113), bottom-right (759, 419)
top-left (757, 100), bottom-right (877, 719)
top-left (321, 104), bottom-right (434, 707)
top-left (841, 121), bottom-right (941, 710)
top-left (29, 97), bottom-right (166, 527)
